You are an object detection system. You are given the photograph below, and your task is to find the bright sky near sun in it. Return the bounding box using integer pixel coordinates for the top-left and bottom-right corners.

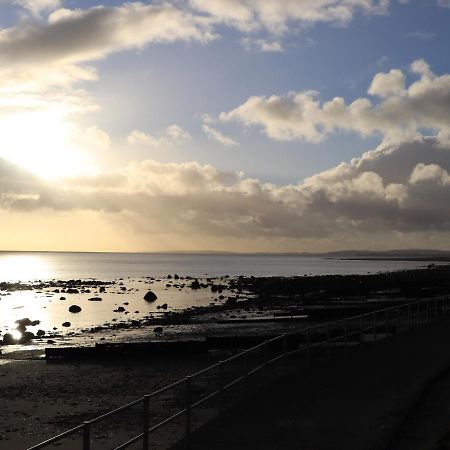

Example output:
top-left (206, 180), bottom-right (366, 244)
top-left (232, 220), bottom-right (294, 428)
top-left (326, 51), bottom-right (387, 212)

top-left (0, 0), bottom-right (450, 252)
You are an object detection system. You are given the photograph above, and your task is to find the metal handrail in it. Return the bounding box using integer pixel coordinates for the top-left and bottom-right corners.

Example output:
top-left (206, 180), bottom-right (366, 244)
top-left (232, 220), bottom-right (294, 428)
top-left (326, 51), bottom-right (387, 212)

top-left (27, 297), bottom-right (448, 450)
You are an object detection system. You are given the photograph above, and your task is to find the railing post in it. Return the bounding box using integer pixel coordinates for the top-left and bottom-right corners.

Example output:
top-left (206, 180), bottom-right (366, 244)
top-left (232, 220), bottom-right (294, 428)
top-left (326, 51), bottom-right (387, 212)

top-left (185, 376), bottom-right (192, 449)
top-left (264, 342), bottom-right (269, 388)
top-left (83, 421), bottom-right (91, 450)
top-left (143, 395), bottom-right (150, 450)
top-left (385, 310), bottom-right (388, 337)
top-left (306, 328), bottom-right (310, 367)
top-left (373, 312), bottom-right (377, 343)
top-left (344, 320), bottom-right (348, 352)
top-left (396, 307), bottom-right (400, 334)
top-left (218, 361), bottom-right (224, 417)
top-left (326, 324), bottom-right (330, 359)
top-left (359, 315), bottom-right (363, 346)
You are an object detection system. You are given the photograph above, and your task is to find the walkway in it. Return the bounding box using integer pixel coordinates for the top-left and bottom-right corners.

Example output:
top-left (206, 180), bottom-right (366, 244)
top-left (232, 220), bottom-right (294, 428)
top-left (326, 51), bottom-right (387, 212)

top-left (181, 319), bottom-right (450, 450)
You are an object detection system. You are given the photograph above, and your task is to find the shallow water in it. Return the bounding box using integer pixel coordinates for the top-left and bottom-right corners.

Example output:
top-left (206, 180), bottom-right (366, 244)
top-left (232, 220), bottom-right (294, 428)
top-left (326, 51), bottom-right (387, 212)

top-left (0, 252), bottom-right (443, 345)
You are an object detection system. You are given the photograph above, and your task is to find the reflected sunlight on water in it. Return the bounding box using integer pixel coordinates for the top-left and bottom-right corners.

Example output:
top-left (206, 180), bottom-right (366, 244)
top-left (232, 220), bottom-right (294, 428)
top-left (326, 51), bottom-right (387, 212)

top-left (0, 254), bottom-right (53, 282)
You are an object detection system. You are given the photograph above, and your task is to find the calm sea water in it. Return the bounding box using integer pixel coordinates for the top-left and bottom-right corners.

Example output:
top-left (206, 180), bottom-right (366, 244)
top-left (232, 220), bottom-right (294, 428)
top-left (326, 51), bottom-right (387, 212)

top-left (0, 251), bottom-right (438, 282)
top-left (0, 252), bottom-right (444, 346)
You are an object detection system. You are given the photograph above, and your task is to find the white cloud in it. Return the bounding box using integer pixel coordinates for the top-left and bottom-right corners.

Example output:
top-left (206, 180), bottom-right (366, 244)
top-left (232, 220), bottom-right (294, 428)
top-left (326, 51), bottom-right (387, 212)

top-left (127, 125), bottom-right (191, 148)
top-left (14, 0), bottom-right (61, 16)
top-left (241, 37), bottom-right (284, 52)
top-left (188, 0), bottom-right (389, 34)
top-left (220, 60), bottom-right (450, 144)
top-left (202, 124), bottom-right (238, 146)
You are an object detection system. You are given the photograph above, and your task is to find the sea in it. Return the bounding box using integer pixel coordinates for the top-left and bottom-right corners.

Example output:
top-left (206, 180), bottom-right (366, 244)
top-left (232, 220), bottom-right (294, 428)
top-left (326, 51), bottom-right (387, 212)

top-left (0, 251), bottom-right (439, 281)
top-left (0, 252), bottom-right (444, 346)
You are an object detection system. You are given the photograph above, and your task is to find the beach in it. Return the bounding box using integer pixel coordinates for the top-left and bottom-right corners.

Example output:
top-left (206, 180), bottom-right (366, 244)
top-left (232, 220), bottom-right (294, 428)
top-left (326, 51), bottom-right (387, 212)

top-left (2, 263), bottom-right (450, 448)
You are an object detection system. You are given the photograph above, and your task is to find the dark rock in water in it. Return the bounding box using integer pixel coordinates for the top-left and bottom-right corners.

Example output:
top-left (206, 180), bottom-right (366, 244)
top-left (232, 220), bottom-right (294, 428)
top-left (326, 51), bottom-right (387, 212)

top-left (99, 286), bottom-right (106, 293)
top-left (131, 320), bottom-right (142, 327)
top-left (88, 297), bottom-right (102, 302)
top-left (153, 326), bottom-right (163, 333)
top-left (167, 274), bottom-right (172, 279)
top-left (36, 329), bottom-right (45, 337)
top-left (20, 332), bottom-right (35, 343)
top-left (67, 288), bottom-right (79, 294)
top-left (69, 305), bottom-right (82, 313)
top-left (47, 339), bottom-right (55, 344)
top-left (59, 296), bottom-right (66, 300)
top-left (160, 303), bottom-right (168, 310)
top-left (62, 322), bottom-right (71, 327)
top-left (2, 333), bottom-right (15, 345)
top-left (114, 306), bottom-right (125, 312)
top-left (174, 274), bottom-right (179, 279)
top-left (144, 291), bottom-right (157, 302)
top-left (190, 279), bottom-right (201, 289)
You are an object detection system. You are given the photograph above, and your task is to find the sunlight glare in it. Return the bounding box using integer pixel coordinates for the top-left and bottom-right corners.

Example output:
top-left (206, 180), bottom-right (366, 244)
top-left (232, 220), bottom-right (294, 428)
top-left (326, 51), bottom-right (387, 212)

top-left (0, 254), bottom-right (52, 282)
top-left (0, 108), bottom-right (95, 179)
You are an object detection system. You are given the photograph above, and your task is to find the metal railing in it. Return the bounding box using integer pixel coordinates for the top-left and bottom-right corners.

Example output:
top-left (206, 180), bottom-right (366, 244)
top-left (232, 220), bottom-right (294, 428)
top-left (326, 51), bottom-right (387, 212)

top-left (27, 297), bottom-right (448, 450)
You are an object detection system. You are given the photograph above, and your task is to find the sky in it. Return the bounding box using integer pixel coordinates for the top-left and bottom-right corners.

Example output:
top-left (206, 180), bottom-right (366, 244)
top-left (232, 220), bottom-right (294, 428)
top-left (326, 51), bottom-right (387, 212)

top-left (0, 0), bottom-right (450, 252)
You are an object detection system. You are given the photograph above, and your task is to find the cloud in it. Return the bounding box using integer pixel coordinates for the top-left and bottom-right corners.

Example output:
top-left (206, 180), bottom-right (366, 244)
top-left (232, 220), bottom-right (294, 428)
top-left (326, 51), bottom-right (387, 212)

top-left (241, 37), bottom-right (284, 52)
top-left (14, 0), bottom-right (61, 17)
top-left (220, 59), bottom-right (450, 144)
top-left (403, 31), bottom-right (435, 40)
top-left (188, 0), bottom-right (389, 34)
top-left (202, 124), bottom-right (238, 146)
top-left (2, 137), bottom-right (450, 249)
top-left (437, 0), bottom-right (450, 8)
top-left (127, 125), bottom-right (191, 148)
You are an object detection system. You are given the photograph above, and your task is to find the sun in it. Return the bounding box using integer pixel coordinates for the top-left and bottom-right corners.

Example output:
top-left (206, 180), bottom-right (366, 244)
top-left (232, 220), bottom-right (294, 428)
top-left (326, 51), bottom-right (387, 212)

top-left (0, 108), bottom-right (95, 179)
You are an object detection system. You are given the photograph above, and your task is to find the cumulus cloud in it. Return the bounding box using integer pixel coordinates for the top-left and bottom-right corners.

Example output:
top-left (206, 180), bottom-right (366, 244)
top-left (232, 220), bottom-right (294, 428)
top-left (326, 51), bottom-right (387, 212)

top-left (127, 125), bottom-right (191, 148)
top-left (220, 59), bottom-right (450, 144)
top-left (188, 0), bottom-right (389, 34)
top-left (202, 123), bottom-right (238, 146)
top-left (2, 137), bottom-right (450, 248)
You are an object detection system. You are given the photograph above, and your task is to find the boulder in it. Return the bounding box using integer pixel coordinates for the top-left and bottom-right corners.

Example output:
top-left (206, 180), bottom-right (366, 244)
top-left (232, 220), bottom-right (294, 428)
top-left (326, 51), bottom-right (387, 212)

top-left (153, 327), bottom-right (163, 333)
top-left (62, 322), bottom-right (71, 327)
top-left (88, 297), bottom-right (102, 301)
top-left (144, 291), bottom-right (157, 302)
top-left (68, 305), bottom-right (82, 313)
top-left (190, 279), bottom-right (201, 289)
top-left (2, 333), bottom-right (15, 345)
top-left (36, 329), bottom-right (45, 337)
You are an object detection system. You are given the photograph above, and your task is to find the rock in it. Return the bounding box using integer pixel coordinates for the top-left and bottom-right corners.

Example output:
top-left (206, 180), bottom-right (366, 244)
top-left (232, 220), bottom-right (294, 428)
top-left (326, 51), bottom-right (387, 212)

top-left (174, 274), bottom-right (179, 279)
top-left (2, 333), bottom-right (15, 345)
top-left (47, 339), bottom-right (55, 344)
top-left (62, 322), bottom-right (71, 327)
top-left (144, 291), bottom-right (157, 302)
top-left (68, 305), bottom-right (82, 313)
top-left (88, 297), bottom-right (102, 301)
top-left (36, 329), bottom-right (45, 337)
top-left (19, 332), bottom-right (34, 343)
top-left (114, 306), bottom-right (125, 312)
top-left (59, 296), bottom-right (66, 300)
top-left (190, 279), bottom-right (201, 289)
top-left (160, 303), bottom-right (168, 310)
top-left (66, 288), bottom-right (79, 294)
top-left (99, 286), bottom-right (106, 293)
top-left (153, 327), bottom-right (163, 333)
top-left (167, 274), bottom-right (172, 279)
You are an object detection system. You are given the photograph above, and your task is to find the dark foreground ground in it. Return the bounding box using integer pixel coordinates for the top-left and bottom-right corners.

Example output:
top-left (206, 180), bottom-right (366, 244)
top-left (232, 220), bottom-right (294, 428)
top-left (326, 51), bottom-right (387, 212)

top-left (180, 318), bottom-right (450, 450)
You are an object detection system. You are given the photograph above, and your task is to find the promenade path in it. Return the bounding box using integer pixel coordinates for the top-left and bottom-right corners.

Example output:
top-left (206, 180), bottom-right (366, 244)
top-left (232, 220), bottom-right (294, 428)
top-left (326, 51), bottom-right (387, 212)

top-left (181, 318), bottom-right (450, 450)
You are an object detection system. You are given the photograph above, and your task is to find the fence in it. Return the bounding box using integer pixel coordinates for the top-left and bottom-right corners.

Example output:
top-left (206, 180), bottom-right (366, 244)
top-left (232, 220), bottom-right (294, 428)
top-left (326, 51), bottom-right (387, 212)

top-left (27, 297), bottom-right (449, 450)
